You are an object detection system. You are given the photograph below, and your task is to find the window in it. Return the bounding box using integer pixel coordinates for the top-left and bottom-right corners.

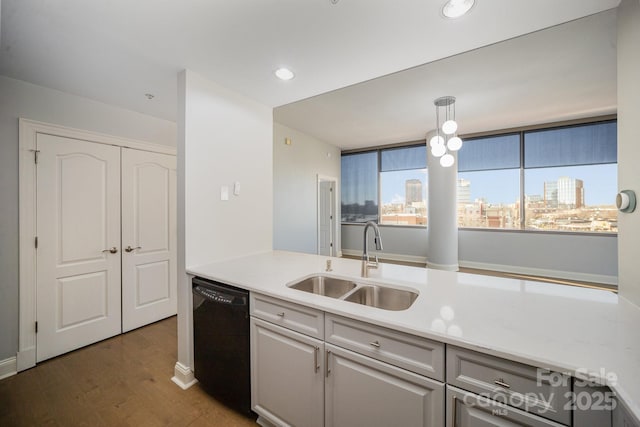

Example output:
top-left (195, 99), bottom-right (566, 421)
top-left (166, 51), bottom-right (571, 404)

top-left (380, 145), bottom-right (427, 226)
top-left (341, 152), bottom-right (378, 222)
top-left (457, 134), bottom-right (521, 229)
top-left (341, 145), bottom-right (427, 225)
top-left (524, 121), bottom-right (617, 232)
top-left (456, 120), bottom-right (617, 232)
top-left (342, 119), bottom-right (617, 234)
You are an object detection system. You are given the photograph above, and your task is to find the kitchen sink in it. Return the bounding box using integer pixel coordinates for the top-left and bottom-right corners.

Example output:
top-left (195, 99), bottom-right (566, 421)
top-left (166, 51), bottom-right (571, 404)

top-left (288, 275), bottom-right (418, 311)
top-left (343, 285), bottom-right (418, 311)
top-left (288, 275), bottom-right (357, 298)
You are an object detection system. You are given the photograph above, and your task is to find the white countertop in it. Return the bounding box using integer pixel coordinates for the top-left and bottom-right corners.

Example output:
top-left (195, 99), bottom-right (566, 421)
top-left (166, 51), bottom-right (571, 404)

top-left (188, 250), bottom-right (640, 421)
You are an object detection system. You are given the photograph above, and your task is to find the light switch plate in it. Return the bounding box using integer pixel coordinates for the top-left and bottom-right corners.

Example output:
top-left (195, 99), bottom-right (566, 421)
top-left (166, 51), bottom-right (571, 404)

top-left (221, 185), bottom-right (229, 201)
top-left (234, 181), bottom-right (241, 196)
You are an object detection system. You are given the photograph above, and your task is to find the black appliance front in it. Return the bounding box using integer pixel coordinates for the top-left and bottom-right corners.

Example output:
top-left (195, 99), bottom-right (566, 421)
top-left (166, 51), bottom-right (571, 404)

top-left (192, 276), bottom-right (253, 417)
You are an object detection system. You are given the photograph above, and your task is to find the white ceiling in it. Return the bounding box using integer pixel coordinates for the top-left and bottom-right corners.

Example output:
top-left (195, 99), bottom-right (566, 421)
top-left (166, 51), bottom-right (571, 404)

top-left (275, 9), bottom-right (618, 150)
top-left (0, 0), bottom-right (619, 124)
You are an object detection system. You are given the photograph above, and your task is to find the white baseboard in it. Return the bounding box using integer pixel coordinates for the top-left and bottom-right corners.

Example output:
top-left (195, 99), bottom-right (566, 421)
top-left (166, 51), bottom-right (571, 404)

top-left (458, 260), bottom-right (618, 286)
top-left (171, 362), bottom-right (198, 390)
top-left (0, 356), bottom-right (17, 380)
top-left (341, 249), bottom-right (427, 265)
top-left (427, 261), bottom-right (459, 272)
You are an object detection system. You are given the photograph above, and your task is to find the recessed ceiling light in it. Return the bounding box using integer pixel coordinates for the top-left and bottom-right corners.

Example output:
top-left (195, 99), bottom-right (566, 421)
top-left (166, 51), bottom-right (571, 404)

top-left (442, 0), bottom-right (475, 19)
top-left (144, 93), bottom-right (155, 100)
top-left (275, 68), bottom-right (295, 81)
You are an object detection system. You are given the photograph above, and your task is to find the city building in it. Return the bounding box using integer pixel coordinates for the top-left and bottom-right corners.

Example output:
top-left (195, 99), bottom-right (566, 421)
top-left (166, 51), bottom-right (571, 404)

top-left (544, 181), bottom-right (558, 208)
top-left (457, 178), bottom-right (471, 204)
top-left (405, 179), bottom-right (423, 205)
top-left (557, 176), bottom-right (584, 208)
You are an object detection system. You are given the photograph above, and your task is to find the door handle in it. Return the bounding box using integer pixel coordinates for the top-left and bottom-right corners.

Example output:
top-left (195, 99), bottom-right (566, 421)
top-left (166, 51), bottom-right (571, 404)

top-left (102, 247), bottom-right (118, 254)
top-left (124, 245), bottom-right (142, 253)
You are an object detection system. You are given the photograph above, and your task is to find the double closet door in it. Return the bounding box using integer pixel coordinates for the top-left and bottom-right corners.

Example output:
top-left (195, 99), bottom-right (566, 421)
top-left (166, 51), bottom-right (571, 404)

top-left (35, 133), bottom-right (177, 362)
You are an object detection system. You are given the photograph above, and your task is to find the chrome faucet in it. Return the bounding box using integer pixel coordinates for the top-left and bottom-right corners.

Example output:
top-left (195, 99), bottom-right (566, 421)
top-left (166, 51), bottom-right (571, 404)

top-left (362, 221), bottom-right (383, 277)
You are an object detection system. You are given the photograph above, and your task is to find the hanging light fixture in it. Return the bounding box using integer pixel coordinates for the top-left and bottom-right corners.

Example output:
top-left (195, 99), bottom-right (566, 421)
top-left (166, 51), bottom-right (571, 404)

top-left (429, 96), bottom-right (463, 167)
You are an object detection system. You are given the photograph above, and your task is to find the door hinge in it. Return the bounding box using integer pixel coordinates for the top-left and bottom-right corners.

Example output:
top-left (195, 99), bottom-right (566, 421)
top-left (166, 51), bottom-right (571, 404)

top-left (35, 321), bottom-right (38, 333)
top-left (30, 149), bottom-right (40, 164)
top-left (35, 236), bottom-right (38, 249)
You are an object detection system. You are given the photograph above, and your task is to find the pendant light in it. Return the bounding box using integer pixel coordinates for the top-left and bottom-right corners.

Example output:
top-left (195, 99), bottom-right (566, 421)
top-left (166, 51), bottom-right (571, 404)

top-left (429, 96), bottom-right (463, 167)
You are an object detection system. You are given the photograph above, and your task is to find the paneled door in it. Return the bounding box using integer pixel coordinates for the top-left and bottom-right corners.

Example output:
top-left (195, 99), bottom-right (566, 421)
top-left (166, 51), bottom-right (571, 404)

top-left (36, 134), bottom-right (122, 362)
top-left (318, 179), bottom-right (335, 256)
top-left (121, 148), bottom-right (177, 332)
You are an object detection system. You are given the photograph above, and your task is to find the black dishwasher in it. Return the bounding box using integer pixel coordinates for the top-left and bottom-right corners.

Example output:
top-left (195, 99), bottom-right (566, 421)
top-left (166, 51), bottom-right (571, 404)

top-left (192, 276), bottom-right (253, 417)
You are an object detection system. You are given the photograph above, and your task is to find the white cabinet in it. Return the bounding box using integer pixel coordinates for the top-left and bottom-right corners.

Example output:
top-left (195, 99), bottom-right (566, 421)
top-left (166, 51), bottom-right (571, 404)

top-left (250, 293), bottom-right (445, 427)
top-left (325, 343), bottom-right (444, 427)
top-left (447, 346), bottom-right (570, 425)
top-left (250, 317), bottom-right (324, 427)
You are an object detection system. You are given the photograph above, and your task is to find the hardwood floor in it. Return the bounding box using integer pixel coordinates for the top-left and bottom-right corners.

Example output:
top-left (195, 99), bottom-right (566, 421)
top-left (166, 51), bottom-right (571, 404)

top-left (0, 317), bottom-right (258, 427)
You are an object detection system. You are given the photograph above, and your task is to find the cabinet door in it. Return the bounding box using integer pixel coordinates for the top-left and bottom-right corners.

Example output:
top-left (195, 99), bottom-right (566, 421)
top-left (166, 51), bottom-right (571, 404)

top-left (250, 318), bottom-right (324, 427)
top-left (325, 343), bottom-right (444, 427)
top-left (447, 386), bottom-right (565, 427)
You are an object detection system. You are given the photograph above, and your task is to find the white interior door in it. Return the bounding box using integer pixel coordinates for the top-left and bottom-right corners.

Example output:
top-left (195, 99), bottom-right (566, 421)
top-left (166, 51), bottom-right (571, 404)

top-left (121, 148), bottom-right (177, 332)
top-left (319, 180), bottom-right (335, 256)
top-left (36, 134), bottom-right (122, 362)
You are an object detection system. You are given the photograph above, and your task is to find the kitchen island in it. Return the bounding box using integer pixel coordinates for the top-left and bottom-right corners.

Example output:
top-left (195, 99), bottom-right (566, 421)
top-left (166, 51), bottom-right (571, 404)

top-left (187, 250), bottom-right (640, 426)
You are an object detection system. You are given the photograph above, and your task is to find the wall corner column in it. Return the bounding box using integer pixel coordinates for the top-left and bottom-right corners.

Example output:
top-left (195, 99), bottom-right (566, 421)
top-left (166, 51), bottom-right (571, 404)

top-left (426, 131), bottom-right (459, 271)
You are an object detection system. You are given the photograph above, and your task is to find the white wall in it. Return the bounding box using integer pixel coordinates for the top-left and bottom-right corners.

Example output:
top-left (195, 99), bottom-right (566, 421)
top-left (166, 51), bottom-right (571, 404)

top-left (341, 225), bottom-right (618, 284)
top-left (175, 70), bottom-right (273, 379)
top-left (617, 0), bottom-right (640, 306)
top-left (0, 76), bottom-right (176, 362)
top-left (182, 71), bottom-right (273, 267)
top-left (273, 123), bottom-right (341, 255)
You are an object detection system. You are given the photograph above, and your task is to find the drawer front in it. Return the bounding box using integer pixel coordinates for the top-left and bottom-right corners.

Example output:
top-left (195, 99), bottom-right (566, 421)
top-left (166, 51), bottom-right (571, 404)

top-left (447, 346), bottom-right (571, 425)
top-left (250, 293), bottom-right (324, 339)
top-left (447, 385), bottom-right (566, 427)
top-left (325, 314), bottom-right (444, 381)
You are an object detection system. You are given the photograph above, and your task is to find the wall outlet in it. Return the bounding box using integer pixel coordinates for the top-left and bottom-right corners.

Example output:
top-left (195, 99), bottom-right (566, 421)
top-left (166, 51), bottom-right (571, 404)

top-left (221, 185), bottom-right (229, 201)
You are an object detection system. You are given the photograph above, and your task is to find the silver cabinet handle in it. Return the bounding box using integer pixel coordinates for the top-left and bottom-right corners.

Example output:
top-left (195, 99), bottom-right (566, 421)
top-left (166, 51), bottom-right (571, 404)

top-left (102, 247), bottom-right (118, 254)
top-left (314, 346), bottom-right (319, 373)
top-left (494, 378), bottom-right (511, 389)
top-left (325, 350), bottom-right (331, 377)
top-left (369, 340), bottom-right (381, 348)
top-left (276, 312), bottom-right (285, 317)
top-left (125, 245), bottom-right (142, 253)
top-left (453, 395), bottom-right (459, 426)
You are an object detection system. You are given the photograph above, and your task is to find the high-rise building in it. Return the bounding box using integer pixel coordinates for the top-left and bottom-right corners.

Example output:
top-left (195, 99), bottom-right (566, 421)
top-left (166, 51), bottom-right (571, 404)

top-left (457, 178), bottom-right (471, 204)
top-left (544, 181), bottom-right (558, 208)
top-left (557, 177), bottom-right (584, 208)
top-left (405, 179), bottom-right (423, 206)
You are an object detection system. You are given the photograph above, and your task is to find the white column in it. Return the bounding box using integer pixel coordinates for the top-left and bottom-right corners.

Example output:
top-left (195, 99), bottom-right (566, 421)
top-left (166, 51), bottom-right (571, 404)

top-left (426, 131), bottom-right (459, 271)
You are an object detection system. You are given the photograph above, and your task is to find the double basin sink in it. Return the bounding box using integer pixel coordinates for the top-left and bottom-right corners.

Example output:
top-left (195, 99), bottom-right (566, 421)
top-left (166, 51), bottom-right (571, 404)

top-left (288, 275), bottom-right (418, 311)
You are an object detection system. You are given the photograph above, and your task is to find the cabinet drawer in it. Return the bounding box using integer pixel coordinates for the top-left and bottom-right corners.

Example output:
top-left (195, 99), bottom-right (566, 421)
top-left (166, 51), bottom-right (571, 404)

top-left (447, 385), bottom-right (566, 427)
top-left (250, 293), bottom-right (324, 339)
top-left (325, 314), bottom-right (444, 381)
top-left (447, 346), bottom-right (571, 425)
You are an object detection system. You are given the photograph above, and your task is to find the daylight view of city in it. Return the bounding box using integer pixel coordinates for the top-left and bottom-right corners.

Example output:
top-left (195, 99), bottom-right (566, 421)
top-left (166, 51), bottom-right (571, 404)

top-left (374, 175), bottom-right (617, 232)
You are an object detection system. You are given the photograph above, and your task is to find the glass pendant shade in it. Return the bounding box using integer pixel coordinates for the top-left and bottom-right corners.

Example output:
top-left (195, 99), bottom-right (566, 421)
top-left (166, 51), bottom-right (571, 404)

top-left (442, 119), bottom-right (458, 135)
top-left (440, 153), bottom-right (455, 167)
top-left (430, 135), bottom-right (445, 147)
top-left (447, 136), bottom-right (463, 151)
top-left (431, 143), bottom-right (446, 158)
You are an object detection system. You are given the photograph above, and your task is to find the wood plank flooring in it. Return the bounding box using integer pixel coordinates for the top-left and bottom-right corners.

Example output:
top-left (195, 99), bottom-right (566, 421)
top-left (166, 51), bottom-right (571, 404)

top-left (0, 317), bottom-right (258, 427)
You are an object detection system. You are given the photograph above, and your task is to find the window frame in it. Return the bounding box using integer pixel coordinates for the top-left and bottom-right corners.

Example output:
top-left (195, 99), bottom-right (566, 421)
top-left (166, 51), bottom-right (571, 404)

top-left (340, 116), bottom-right (618, 236)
